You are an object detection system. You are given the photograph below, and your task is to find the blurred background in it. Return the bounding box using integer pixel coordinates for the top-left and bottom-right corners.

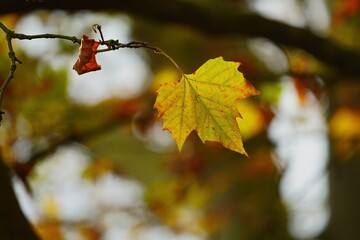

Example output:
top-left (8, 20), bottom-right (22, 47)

top-left (1, 0), bottom-right (360, 239)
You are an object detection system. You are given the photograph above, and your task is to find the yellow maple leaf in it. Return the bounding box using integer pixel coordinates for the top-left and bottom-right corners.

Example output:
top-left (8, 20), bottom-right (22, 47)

top-left (154, 57), bottom-right (260, 155)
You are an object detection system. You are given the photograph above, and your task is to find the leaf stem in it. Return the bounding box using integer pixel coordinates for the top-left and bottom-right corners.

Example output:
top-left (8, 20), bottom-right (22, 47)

top-left (153, 48), bottom-right (185, 77)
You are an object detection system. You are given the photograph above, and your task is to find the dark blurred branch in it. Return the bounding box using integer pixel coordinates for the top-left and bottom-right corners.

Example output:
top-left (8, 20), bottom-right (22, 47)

top-left (13, 99), bottom-right (143, 183)
top-left (1, 0), bottom-right (360, 78)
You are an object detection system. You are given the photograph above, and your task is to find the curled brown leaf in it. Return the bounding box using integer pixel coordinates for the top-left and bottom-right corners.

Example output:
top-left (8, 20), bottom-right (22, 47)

top-left (73, 34), bottom-right (101, 75)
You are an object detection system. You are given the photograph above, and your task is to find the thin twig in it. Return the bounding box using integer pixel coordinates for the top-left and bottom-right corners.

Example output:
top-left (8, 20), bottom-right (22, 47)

top-left (92, 24), bottom-right (105, 43)
top-left (0, 22), bottom-right (82, 123)
top-left (12, 32), bottom-right (81, 43)
top-left (93, 24), bottom-right (184, 76)
top-left (97, 40), bottom-right (185, 76)
top-left (0, 23), bottom-right (22, 122)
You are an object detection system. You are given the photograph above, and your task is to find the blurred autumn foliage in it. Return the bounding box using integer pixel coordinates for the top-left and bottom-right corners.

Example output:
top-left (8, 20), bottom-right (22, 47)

top-left (1, 0), bottom-right (360, 240)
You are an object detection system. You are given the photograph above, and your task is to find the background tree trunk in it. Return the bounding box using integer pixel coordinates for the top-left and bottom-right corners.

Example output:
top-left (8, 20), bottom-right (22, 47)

top-left (323, 153), bottom-right (360, 240)
top-left (0, 158), bottom-right (40, 240)
top-left (320, 83), bottom-right (360, 240)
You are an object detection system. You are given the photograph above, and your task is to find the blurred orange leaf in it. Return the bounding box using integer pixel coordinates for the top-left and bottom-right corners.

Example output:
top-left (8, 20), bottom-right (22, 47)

top-left (35, 221), bottom-right (63, 240)
top-left (329, 107), bottom-right (360, 160)
top-left (293, 76), bottom-right (307, 105)
top-left (236, 100), bottom-right (266, 140)
top-left (334, 0), bottom-right (360, 23)
top-left (330, 107), bottom-right (360, 140)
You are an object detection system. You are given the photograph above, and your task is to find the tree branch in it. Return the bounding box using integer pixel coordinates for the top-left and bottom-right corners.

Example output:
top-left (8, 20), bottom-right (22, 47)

top-left (12, 32), bottom-right (81, 44)
top-left (0, 22), bottom-right (22, 123)
top-left (0, 22), bottom-right (82, 120)
top-left (1, 0), bottom-right (360, 78)
top-left (98, 39), bottom-right (185, 76)
top-left (0, 22), bottom-right (182, 119)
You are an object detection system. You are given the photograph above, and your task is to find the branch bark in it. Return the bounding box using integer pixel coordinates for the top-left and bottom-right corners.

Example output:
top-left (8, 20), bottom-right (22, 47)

top-left (1, 0), bottom-right (360, 78)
